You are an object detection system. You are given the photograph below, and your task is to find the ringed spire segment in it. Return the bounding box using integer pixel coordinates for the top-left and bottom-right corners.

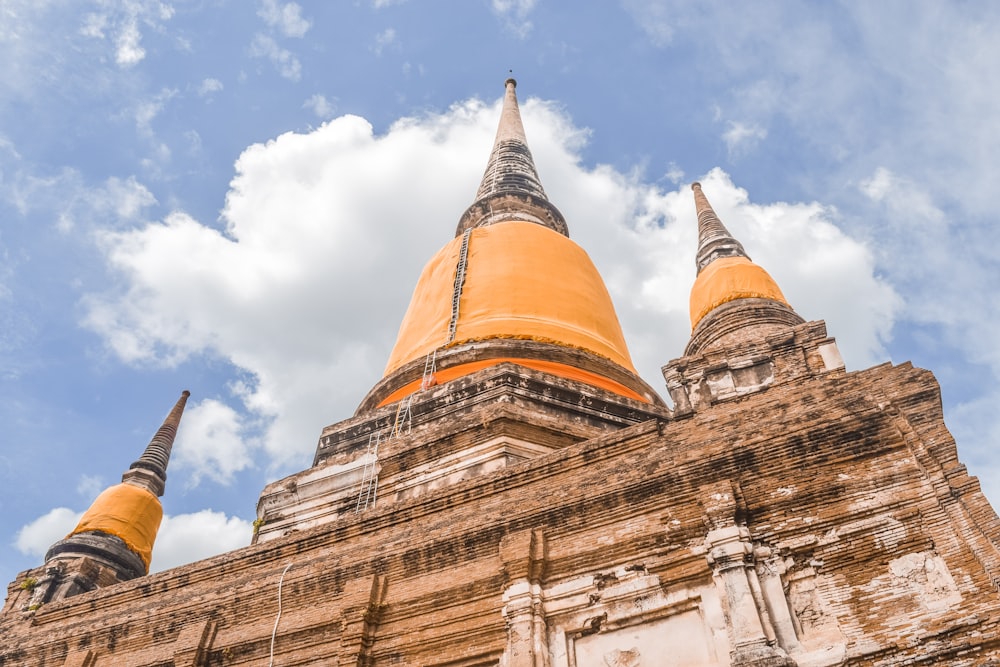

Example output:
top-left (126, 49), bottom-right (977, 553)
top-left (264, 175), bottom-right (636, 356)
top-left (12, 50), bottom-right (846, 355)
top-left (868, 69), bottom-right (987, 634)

top-left (692, 181), bottom-right (748, 272)
top-left (456, 79), bottom-right (569, 236)
top-left (123, 389), bottom-right (190, 496)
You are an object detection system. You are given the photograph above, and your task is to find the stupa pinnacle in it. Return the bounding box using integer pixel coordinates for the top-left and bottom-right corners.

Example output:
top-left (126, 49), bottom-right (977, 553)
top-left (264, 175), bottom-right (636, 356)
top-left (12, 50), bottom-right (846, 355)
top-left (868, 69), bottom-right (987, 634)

top-left (123, 389), bottom-right (189, 496)
top-left (685, 182), bottom-right (804, 356)
top-left (456, 78), bottom-right (568, 237)
top-left (692, 181), bottom-right (748, 272)
top-left (38, 391), bottom-right (189, 602)
top-left (362, 79), bottom-right (661, 410)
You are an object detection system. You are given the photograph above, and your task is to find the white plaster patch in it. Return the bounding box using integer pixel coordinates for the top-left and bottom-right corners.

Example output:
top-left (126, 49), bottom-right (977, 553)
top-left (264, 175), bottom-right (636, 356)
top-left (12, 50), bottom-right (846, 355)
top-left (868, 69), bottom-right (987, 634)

top-left (817, 342), bottom-right (845, 371)
top-left (573, 611), bottom-right (716, 666)
top-left (888, 552), bottom-right (962, 611)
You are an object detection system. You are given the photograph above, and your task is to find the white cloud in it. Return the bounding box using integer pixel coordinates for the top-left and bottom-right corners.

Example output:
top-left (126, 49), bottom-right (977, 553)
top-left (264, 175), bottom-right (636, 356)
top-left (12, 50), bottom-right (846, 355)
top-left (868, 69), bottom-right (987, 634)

top-left (250, 33), bottom-right (302, 81)
top-left (150, 510), bottom-right (253, 572)
top-left (491, 0), bottom-right (537, 38)
top-left (859, 167), bottom-right (1000, 375)
top-left (76, 1), bottom-right (176, 69)
top-left (13, 506), bottom-right (252, 573)
top-left (185, 129), bottom-right (202, 154)
top-left (14, 508), bottom-right (81, 557)
top-left (76, 475), bottom-right (104, 499)
top-left (1, 168), bottom-right (154, 234)
top-left (257, 0), bottom-right (311, 38)
top-left (722, 121), bottom-right (767, 159)
top-left (373, 0), bottom-right (406, 7)
top-left (84, 95), bottom-right (896, 479)
top-left (373, 27), bottom-right (397, 56)
top-left (80, 12), bottom-right (108, 39)
top-left (198, 78), bottom-right (224, 97)
top-left (174, 398), bottom-right (255, 486)
top-left (303, 93), bottom-right (336, 119)
top-left (115, 16), bottom-right (145, 66)
top-left (133, 88), bottom-right (178, 137)
top-left (99, 175), bottom-right (157, 221)
top-left (620, 0), bottom-right (675, 46)
top-left (663, 162), bottom-right (684, 184)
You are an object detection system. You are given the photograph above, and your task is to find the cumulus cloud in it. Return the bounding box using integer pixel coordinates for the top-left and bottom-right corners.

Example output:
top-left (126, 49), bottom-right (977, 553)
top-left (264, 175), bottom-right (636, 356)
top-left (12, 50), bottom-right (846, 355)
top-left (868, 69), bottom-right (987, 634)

top-left (491, 0), bottom-right (537, 38)
top-left (15, 508), bottom-right (81, 557)
top-left (150, 510), bottom-right (253, 572)
top-left (663, 163), bottom-right (684, 184)
top-left (84, 94), bottom-right (895, 481)
top-left (76, 474), bottom-right (104, 499)
top-left (1, 168), bottom-right (155, 234)
top-left (373, 28), bottom-right (398, 56)
top-left (14, 506), bottom-right (252, 573)
top-left (303, 94), bottom-right (336, 119)
top-left (174, 398), bottom-right (256, 486)
top-left (860, 167), bottom-right (1000, 364)
top-left (80, 12), bottom-right (108, 39)
top-left (257, 0), bottom-right (311, 38)
top-left (115, 17), bottom-right (145, 66)
top-left (722, 121), bottom-right (767, 159)
top-left (250, 33), bottom-right (302, 81)
top-left (98, 175), bottom-right (157, 220)
top-left (133, 87), bottom-right (178, 137)
top-left (62, 174), bottom-right (156, 232)
top-left (78, 1), bottom-right (176, 68)
top-left (198, 78), bottom-right (223, 97)
top-left (620, 0), bottom-right (676, 46)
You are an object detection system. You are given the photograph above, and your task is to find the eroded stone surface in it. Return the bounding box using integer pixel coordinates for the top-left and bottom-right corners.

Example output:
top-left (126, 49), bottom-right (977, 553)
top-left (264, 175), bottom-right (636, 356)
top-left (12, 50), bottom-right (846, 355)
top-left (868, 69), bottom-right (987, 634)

top-left (3, 322), bottom-right (1000, 665)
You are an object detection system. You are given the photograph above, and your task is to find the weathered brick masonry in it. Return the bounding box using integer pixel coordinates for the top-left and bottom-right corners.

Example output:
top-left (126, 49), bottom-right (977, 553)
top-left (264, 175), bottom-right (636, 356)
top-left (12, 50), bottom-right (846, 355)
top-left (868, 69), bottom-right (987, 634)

top-left (3, 79), bottom-right (1000, 666)
top-left (5, 328), bottom-right (1000, 665)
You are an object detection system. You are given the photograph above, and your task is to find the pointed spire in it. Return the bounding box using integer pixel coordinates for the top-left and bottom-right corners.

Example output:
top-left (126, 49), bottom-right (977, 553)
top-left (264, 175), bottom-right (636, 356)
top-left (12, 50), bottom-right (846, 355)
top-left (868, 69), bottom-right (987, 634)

top-left (456, 78), bottom-right (569, 237)
top-left (684, 183), bottom-right (804, 356)
top-left (40, 391), bottom-right (190, 596)
top-left (474, 78), bottom-right (542, 201)
top-left (122, 390), bottom-right (190, 497)
top-left (692, 182), bottom-right (748, 273)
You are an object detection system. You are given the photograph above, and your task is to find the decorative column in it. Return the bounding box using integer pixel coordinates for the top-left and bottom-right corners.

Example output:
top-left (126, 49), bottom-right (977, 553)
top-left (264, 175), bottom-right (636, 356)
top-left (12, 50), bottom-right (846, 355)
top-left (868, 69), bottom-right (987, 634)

top-left (338, 574), bottom-right (388, 667)
top-left (702, 483), bottom-right (796, 667)
top-left (500, 528), bottom-right (549, 667)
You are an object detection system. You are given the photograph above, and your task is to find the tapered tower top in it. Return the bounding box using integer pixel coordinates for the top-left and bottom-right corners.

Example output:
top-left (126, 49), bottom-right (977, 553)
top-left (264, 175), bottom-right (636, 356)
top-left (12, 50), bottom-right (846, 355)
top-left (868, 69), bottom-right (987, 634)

top-left (692, 181), bottom-right (748, 272)
top-left (44, 390), bottom-right (191, 585)
top-left (455, 78), bottom-right (569, 236)
top-left (123, 389), bottom-right (189, 496)
top-left (685, 183), bottom-right (803, 356)
top-left (362, 79), bottom-right (661, 411)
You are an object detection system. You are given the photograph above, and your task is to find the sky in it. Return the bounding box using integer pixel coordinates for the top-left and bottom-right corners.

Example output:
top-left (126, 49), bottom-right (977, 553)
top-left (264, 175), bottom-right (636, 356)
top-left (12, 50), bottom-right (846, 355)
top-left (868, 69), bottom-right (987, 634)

top-left (1, 1), bottom-right (999, 592)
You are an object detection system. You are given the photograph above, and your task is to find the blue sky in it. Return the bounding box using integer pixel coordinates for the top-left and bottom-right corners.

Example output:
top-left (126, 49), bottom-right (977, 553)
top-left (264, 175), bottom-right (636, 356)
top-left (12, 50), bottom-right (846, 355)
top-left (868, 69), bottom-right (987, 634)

top-left (2, 1), bottom-right (999, 591)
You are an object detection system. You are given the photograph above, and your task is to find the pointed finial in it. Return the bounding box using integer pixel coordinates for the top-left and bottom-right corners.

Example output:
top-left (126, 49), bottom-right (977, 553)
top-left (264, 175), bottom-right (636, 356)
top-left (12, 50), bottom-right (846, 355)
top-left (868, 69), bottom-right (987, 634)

top-left (122, 390), bottom-right (190, 497)
top-left (684, 183), bottom-right (804, 355)
top-left (692, 182), bottom-right (748, 273)
top-left (455, 78), bottom-right (568, 236)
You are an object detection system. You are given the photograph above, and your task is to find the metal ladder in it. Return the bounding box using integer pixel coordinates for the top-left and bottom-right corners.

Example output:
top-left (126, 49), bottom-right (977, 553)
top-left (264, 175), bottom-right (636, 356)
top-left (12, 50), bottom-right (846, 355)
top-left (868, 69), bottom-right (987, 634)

top-left (355, 432), bottom-right (381, 513)
top-left (354, 350), bottom-right (438, 513)
top-left (448, 229), bottom-right (472, 343)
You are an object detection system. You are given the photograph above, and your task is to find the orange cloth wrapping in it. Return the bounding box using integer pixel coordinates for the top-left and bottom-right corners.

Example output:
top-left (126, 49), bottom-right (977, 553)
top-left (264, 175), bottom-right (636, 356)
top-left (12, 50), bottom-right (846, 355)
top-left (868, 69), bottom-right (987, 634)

top-left (377, 358), bottom-right (649, 407)
top-left (689, 256), bottom-right (790, 330)
top-left (385, 221), bottom-right (636, 375)
top-left (69, 483), bottom-right (163, 571)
